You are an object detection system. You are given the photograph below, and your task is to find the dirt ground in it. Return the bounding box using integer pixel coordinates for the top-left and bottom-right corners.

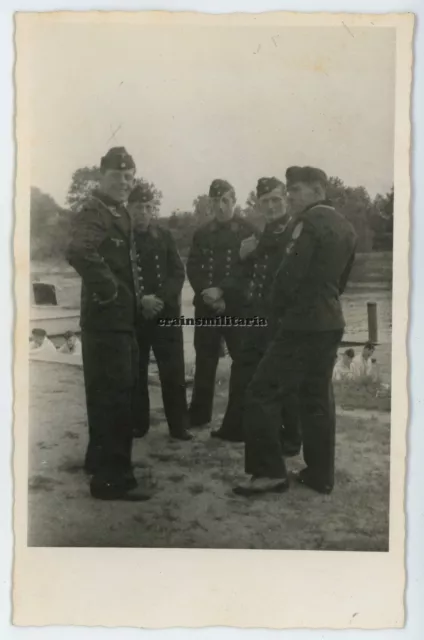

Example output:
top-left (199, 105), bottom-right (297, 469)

top-left (28, 350), bottom-right (390, 551)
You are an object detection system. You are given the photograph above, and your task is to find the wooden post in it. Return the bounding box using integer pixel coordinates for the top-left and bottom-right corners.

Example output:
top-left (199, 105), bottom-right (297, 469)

top-left (367, 302), bottom-right (378, 344)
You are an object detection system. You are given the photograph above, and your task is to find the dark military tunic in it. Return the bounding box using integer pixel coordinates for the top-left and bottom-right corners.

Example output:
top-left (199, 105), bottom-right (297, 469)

top-left (66, 190), bottom-right (140, 486)
top-left (132, 224), bottom-right (189, 437)
top-left (243, 201), bottom-right (357, 490)
top-left (219, 216), bottom-right (301, 448)
top-left (186, 215), bottom-right (257, 426)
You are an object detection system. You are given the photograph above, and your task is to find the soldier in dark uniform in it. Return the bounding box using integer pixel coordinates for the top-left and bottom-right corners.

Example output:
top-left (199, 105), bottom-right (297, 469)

top-left (233, 166), bottom-right (357, 497)
top-left (212, 177), bottom-right (301, 452)
top-left (67, 147), bottom-right (150, 502)
top-left (186, 179), bottom-right (257, 428)
top-left (127, 183), bottom-right (193, 441)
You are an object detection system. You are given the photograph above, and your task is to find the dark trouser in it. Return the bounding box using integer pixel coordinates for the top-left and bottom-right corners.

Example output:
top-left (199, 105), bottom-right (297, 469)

top-left (189, 317), bottom-right (243, 426)
top-left (133, 317), bottom-right (189, 436)
top-left (81, 330), bottom-right (138, 487)
top-left (221, 323), bottom-right (302, 446)
top-left (244, 329), bottom-right (343, 487)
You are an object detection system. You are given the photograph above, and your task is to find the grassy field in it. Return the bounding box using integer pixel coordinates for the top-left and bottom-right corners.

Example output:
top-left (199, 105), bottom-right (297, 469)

top-left (28, 355), bottom-right (390, 551)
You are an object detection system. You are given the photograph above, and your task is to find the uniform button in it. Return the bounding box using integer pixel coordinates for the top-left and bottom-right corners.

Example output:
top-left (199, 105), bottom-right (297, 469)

top-left (155, 255), bottom-right (159, 261)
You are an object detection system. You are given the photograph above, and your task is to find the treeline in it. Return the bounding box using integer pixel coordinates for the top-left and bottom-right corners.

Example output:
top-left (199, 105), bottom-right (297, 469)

top-left (30, 166), bottom-right (394, 262)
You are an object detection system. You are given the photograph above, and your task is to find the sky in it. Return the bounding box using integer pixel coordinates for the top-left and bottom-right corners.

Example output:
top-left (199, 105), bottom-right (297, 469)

top-left (24, 18), bottom-right (396, 216)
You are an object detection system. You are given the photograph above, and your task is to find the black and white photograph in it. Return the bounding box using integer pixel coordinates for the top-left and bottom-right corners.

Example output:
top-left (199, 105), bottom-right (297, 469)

top-left (19, 12), bottom-right (404, 551)
top-left (12, 10), bottom-right (413, 628)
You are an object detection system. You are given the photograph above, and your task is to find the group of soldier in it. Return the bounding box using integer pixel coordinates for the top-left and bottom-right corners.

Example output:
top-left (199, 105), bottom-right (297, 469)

top-left (67, 146), bottom-right (357, 502)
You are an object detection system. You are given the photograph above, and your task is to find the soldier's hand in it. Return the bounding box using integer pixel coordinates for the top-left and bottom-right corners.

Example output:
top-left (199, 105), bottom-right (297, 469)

top-left (240, 235), bottom-right (258, 260)
top-left (202, 287), bottom-right (223, 305)
top-left (211, 298), bottom-right (226, 314)
top-left (141, 295), bottom-right (164, 316)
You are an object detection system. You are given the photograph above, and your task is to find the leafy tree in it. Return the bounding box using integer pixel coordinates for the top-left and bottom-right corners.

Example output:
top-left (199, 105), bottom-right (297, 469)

top-left (30, 187), bottom-right (71, 260)
top-left (192, 194), bottom-right (211, 222)
top-left (370, 186), bottom-right (394, 250)
top-left (327, 177), bottom-right (374, 251)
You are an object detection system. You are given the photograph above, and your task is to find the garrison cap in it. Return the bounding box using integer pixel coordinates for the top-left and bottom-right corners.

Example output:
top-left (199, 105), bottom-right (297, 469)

top-left (209, 179), bottom-right (235, 199)
top-left (128, 183), bottom-right (154, 204)
top-left (256, 177), bottom-right (286, 198)
top-left (100, 147), bottom-right (136, 171)
top-left (32, 328), bottom-right (47, 337)
top-left (285, 166), bottom-right (328, 188)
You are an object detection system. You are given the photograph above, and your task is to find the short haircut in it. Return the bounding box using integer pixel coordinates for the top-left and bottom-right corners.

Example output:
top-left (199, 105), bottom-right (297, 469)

top-left (344, 348), bottom-right (355, 358)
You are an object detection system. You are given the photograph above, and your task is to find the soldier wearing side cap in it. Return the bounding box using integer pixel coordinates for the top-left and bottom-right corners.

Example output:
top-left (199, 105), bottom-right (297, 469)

top-left (127, 183), bottom-right (193, 442)
top-left (67, 147), bottom-right (150, 502)
top-left (212, 177), bottom-right (302, 452)
top-left (186, 179), bottom-right (257, 428)
top-left (234, 166), bottom-right (357, 497)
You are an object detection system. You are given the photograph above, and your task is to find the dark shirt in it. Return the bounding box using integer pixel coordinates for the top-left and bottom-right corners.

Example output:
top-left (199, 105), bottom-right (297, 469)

top-left (66, 190), bottom-right (140, 332)
top-left (186, 215), bottom-right (257, 314)
top-left (272, 201), bottom-right (357, 331)
top-left (240, 215), bottom-right (293, 316)
top-left (134, 224), bottom-right (185, 316)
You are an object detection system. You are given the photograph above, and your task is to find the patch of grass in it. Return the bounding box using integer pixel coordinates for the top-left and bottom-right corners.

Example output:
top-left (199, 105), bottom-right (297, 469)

top-left (167, 472), bottom-right (186, 483)
top-left (37, 441), bottom-right (54, 450)
top-left (57, 461), bottom-right (84, 474)
top-left (63, 430), bottom-right (79, 440)
top-left (148, 451), bottom-right (177, 463)
top-left (29, 475), bottom-right (63, 492)
top-left (188, 483), bottom-right (205, 496)
top-left (334, 380), bottom-right (391, 412)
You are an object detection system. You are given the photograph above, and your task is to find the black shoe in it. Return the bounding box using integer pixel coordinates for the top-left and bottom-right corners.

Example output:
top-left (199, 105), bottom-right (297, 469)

top-left (232, 477), bottom-right (290, 497)
top-left (170, 429), bottom-right (194, 441)
top-left (211, 429), bottom-right (244, 443)
top-left (292, 469), bottom-right (333, 495)
top-left (90, 480), bottom-right (151, 502)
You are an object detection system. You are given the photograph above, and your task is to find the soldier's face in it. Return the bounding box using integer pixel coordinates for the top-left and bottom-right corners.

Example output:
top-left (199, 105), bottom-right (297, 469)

top-left (287, 181), bottom-right (324, 215)
top-left (212, 190), bottom-right (236, 222)
top-left (258, 187), bottom-right (287, 222)
top-left (128, 201), bottom-right (154, 230)
top-left (100, 168), bottom-right (135, 203)
top-left (67, 336), bottom-right (76, 349)
top-left (32, 335), bottom-right (44, 347)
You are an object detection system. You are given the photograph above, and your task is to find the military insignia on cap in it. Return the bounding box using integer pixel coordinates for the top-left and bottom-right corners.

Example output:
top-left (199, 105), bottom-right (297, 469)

top-left (292, 222), bottom-right (303, 240)
top-left (120, 162), bottom-right (126, 169)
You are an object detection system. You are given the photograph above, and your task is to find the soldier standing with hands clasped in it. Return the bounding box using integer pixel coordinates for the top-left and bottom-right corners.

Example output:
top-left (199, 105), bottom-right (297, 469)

top-left (186, 179), bottom-right (256, 428)
top-left (234, 166), bottom-right (357, 497)
top-left (67, 147), bottom-right (151, 502)
top-left (213, 177), bottom-right (301, 451)
top-left (127, 183), bottom-right (193, 441)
